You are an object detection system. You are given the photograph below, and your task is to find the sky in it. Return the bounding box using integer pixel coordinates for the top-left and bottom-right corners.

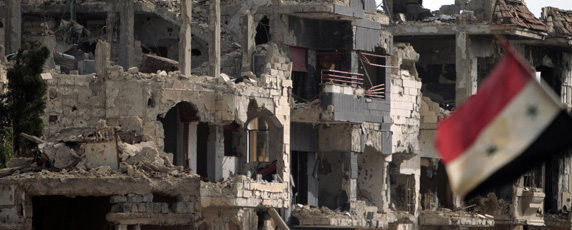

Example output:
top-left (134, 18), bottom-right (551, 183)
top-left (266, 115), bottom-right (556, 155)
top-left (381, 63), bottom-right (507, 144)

top-left (421, 0), bottom-right (572, 17)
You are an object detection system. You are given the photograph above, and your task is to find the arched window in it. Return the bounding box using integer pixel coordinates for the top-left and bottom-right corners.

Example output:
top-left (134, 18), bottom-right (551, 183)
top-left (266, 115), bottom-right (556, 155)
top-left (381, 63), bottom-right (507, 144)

top-left (247, 117), bottom-right (269, 163)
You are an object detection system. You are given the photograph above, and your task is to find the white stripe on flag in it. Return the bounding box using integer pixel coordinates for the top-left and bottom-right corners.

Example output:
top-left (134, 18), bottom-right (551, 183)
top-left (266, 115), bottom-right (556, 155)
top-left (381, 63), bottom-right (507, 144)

top-left (445, 80), bottom-right (561, 197)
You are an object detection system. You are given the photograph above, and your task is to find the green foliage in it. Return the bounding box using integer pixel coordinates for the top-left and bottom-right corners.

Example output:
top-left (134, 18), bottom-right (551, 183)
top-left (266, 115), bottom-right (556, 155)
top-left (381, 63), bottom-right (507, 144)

top-left (0, 122), bottom-right (13, 168)
top-left (0, 46), bottom-right (50, 157)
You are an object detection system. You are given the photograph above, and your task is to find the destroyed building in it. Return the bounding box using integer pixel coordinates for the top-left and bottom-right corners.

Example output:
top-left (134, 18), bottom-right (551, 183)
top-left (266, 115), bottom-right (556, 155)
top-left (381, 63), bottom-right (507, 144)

top-left (0, 0), bottom-right (571, 229)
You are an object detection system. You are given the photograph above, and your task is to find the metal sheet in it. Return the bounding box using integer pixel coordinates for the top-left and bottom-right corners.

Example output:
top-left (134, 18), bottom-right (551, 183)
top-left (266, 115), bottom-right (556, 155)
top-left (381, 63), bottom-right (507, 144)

top-left (289, 46), bottom-right (307, 72)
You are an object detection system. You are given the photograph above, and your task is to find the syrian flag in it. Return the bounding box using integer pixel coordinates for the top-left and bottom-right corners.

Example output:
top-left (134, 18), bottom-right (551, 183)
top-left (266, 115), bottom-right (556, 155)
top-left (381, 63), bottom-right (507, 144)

top-left (435, 41), bottom-right (572, 199)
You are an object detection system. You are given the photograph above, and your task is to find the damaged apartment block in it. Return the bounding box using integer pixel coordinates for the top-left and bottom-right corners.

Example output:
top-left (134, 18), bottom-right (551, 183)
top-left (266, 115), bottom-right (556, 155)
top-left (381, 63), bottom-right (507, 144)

top-left (1, 0), bottom-right (572, 229)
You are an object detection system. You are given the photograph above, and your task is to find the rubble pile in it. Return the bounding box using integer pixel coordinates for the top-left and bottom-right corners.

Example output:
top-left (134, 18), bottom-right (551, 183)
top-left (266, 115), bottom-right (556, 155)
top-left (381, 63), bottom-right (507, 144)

top-left (5, 127), bottom-right (186, 179)
top-left (293, 203), bottom-right (404, 229)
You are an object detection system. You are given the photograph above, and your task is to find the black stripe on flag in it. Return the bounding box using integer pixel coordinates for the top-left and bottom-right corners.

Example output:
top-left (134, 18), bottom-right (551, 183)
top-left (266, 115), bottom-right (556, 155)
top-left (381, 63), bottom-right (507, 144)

top-left (466, 111), bottom-right (572, 200)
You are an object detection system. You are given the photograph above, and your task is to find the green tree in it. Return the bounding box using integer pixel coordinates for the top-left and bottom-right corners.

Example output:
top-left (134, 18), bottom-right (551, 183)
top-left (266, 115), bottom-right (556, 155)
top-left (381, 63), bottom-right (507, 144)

top-left (0, 46), bottom-right (50, 159)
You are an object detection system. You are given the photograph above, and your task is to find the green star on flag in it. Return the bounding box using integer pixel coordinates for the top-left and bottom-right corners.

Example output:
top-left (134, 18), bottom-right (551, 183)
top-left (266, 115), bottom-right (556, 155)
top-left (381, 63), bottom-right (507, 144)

top-left (486, 145), bottom-right (498, 157)
top-left (526, 104), bottom-right (538, 119)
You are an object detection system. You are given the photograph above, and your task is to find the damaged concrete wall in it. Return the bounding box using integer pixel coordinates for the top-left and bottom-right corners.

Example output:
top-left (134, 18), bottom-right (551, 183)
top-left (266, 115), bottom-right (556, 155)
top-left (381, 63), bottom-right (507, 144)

top-left (44, 74), bottom-right (107, 135)
top-left (389, 43), bottom-right (421, 155)
top-left (358, 146), bottom-right (388, 211)
top-left (43, 42), bottom-right (293, 184)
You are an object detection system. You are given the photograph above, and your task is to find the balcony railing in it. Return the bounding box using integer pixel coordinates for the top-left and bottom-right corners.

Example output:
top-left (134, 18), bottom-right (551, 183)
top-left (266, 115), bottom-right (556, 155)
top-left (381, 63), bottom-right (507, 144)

top-left (365, 84), bottom-right (385, 99)
top-left (321, 69), bottom-right (364, 86)
top-left (321, 69), bottom-right (386, 99)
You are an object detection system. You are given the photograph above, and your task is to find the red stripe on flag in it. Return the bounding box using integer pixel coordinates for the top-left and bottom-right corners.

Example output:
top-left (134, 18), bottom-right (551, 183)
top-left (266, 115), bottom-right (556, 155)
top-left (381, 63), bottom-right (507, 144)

top-left (435, 45), bottom-right (532, 164)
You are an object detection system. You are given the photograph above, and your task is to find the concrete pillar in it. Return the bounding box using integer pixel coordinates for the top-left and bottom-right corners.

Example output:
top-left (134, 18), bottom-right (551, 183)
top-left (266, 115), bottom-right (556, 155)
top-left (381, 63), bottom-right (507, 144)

top-left (208, 0), bottom-right (221, 77)
top-left (306, 152), bottom-right (319, 207)
top-left (4, 0), bottom-right (21, 54)
top-left (350, 50), bottom-right (359, 73)
top-left (241, 11), bottom-right (255, 73)
top-left (307, 49), bottom-right (317, 98)
top-left (105, 0), bottom-right (118, 63)
top-left (455, 32), bottom-right (477, 106)
top-left (341, 151), bottom-right (358, 210)
top-left (119, 0), bottom-right (135, 70)
top-left (95, 40), bottom-right (111, 78)
top-left (179, 0), bottom-right (192, 75)
top-left (188, 122), bottom-right (198, 174)
top-left (41, 34), bottom-right (56, 71)
top-left (207, 125), bottom-right (224, 182)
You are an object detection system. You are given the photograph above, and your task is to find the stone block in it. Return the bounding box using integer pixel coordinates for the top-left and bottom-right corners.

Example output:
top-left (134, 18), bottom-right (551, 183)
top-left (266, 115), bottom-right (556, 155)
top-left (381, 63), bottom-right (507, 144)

top-left (422, 115), bottom-right (438, 124)
top-left (172, 202), bottom-right (192, 213)
top-left (0, 206), bottom-right (22, 224)
top-left (145, 202), bottom-right (153, 213)
top-left (131, 203), bottom-right (139, 213)
top-left (23, 205), bottom-right (33, 218)
top-left (0, 185), bottom-right (16, 206)
top-left (112, 203), bottom-right (131, 213)
top-left (137, 203), bottom-right (146, 213)
top-left (153, 203), bottom-right (162, 213)
top-left (142, 194), bottom-right (153, 202)
top-left (127, 194), bottom-right (143, 203)
top-left (161, 203), bottom-right (169, 214)
top-left (177, 195), bottom-right (190, 202)
top-left (110, 195), bottom-right (127, 203)
top-left (270, 69), bottom-right (280, 76)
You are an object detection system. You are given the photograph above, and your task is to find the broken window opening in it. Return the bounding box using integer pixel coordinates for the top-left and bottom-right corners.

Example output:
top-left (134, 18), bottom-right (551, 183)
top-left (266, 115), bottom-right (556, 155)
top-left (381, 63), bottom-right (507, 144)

top-left (292, 151), bottom-right (317, 205)
top-left (522, 164), bottom-right (544, 189)
top-left (255, 16), bottom-right (270, 45)
top-left (537, 66), bottom-right (561, 96)
top-left (158, 102), bottom-right (210, 178)
top-left (359, 51), bottom-right (396, 99)
top-left (292, 71), bottom-right (310, 102)
top-left (33, 196), bottom-right (112, 230)
top-left (247, 117), bottom-right (270, 163)
top-left (191, 48), bottom-right (202, 56)
top-left (223, 122), bottom-right (239, 157)
top-left (420, 158), bottom-right (454, 211)
top-left (390, 173), bottom-right (416, 214)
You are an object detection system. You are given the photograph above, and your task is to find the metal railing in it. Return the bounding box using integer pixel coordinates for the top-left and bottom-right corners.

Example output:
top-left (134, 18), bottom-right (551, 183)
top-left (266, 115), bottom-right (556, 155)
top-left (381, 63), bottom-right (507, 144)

top-left (359, 52), bottom-right (398, 68)
top-left (321, 69), bottom-right (364, 86)
top-left (365, 84), bottom-right (385, 99)
top-left (320, 69), bottom-right (387, 99)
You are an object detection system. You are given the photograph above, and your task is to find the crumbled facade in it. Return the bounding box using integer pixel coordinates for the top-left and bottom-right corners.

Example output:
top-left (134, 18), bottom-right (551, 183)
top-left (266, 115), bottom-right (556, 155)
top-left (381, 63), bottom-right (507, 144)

top-left (1, 0), bottom-right (572, 229)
